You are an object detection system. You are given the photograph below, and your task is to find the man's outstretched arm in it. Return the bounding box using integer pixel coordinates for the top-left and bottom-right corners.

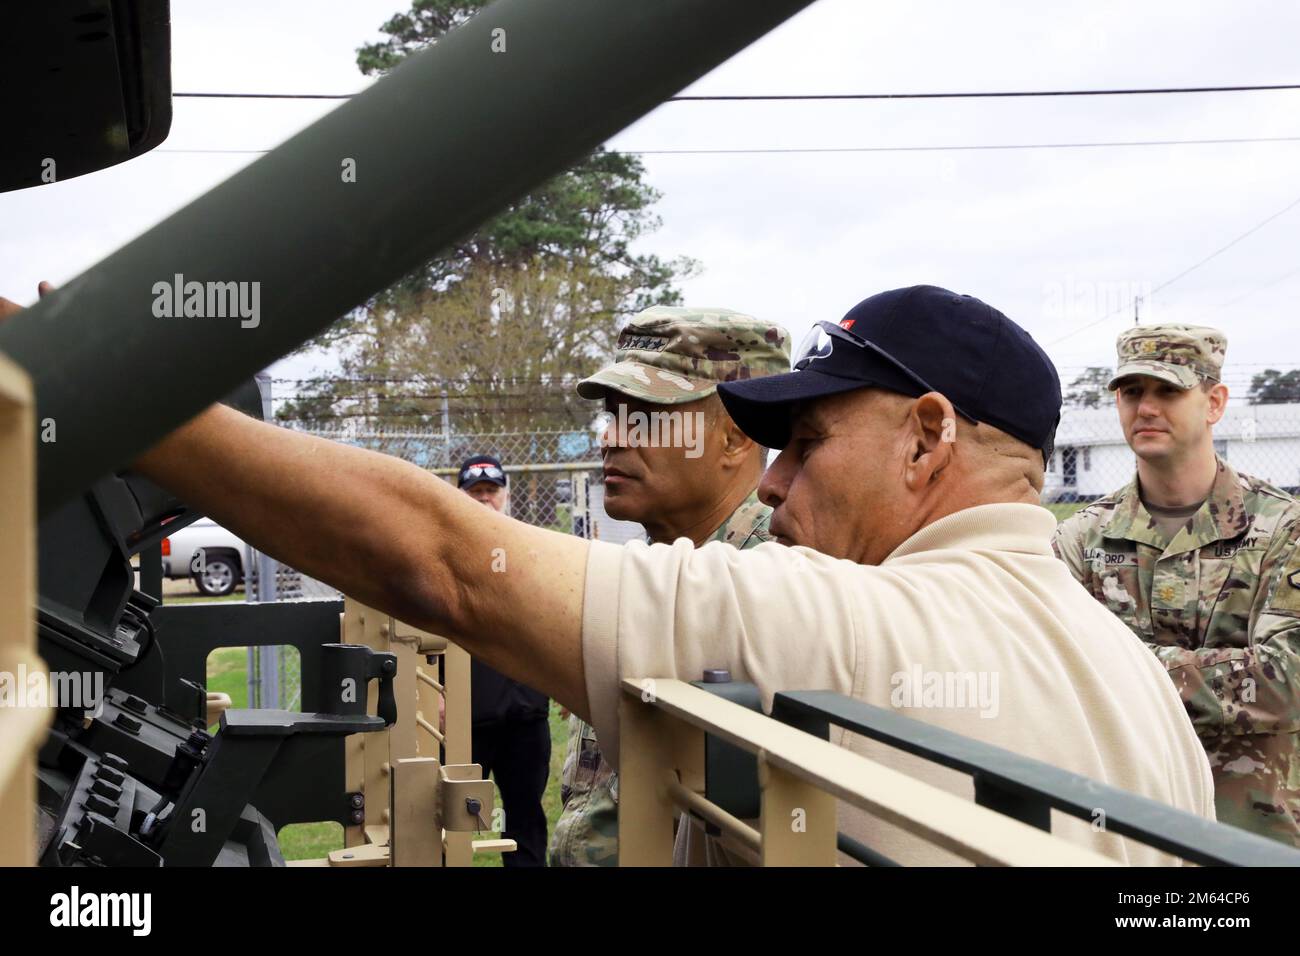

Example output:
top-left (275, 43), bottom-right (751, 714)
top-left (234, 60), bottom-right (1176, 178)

top-left (132, 404), bottom-right (592, 719)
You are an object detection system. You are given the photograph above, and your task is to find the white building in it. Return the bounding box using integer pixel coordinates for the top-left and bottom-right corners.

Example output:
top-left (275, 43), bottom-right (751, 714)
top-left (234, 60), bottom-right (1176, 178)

top-left (1043, 403), bottom-right (1300, 502)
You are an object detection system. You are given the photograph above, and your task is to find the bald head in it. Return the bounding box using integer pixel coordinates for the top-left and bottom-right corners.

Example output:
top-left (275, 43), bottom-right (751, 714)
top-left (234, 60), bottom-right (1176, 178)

top-left (758, 388), bottom-right (1045, 564)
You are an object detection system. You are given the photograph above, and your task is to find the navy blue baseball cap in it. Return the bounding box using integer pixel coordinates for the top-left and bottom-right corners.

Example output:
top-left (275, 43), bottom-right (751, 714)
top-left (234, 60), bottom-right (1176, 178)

top-left (716, 286), bottom-right (1061, 463)
top-left (457, 455), bottom-right (507, 488)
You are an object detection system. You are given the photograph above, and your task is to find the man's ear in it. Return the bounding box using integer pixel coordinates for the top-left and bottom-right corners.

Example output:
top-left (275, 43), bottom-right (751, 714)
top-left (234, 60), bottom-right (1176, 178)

top-left (1206, 382), bottom-right (1229, 425)
top-left (904, 392), bottom-right (957, 490)
top-left (717, 410), bottom-right (755, 466)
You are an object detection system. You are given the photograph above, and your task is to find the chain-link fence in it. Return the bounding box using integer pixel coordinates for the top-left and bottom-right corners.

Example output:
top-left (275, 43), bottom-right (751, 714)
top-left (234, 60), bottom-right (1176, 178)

top-left (286, 422), bottom-right (644, 538)
top-left (289, 422), bottom-right (603, 468)
top-left (1046, 402), bottom-right (1300, 503)
top-left (242, 424), bottom-right (643, 707)
top-left (233, 404), bottom-right (1300, 703)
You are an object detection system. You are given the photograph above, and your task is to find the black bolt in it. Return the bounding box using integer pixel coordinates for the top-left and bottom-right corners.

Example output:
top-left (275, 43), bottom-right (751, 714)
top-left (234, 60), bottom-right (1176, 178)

top-left (90, 778), bottom-right (122, 801)
top-left (85, 793), bottom-right (116, 816)
top-left (112, 712), bottom-right (142, 734)
top-left (94, 765), bottom-right (125, 787)
top-left (101, 753), bottom-right (128, 771)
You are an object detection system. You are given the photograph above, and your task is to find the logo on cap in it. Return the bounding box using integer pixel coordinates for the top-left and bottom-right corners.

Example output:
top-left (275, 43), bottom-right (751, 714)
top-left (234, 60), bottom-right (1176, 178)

top-left (617, 331), bottom-right (672, 353)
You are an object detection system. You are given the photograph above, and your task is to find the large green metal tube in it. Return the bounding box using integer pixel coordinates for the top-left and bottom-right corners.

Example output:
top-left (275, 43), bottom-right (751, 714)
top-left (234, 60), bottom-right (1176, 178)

top-left (0, 0), bottom-right (818, 515)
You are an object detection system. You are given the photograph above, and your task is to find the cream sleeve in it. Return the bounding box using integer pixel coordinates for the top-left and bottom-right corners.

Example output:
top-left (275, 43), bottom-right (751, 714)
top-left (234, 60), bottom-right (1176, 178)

top-left (581, 537), bottom-right (861, 769)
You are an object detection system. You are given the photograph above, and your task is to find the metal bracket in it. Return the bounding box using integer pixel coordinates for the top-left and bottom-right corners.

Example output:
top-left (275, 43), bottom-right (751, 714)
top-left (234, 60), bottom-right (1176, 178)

top-left (438, 764), bottom-right (494, 832)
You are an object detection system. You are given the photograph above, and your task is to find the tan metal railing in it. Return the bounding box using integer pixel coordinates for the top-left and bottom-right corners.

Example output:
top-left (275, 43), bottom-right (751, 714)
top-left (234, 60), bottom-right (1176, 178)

top-left (617, 678), bottom-right (1116, 867)
top-left (0, 353), bottom-right (46, 866)
top-left (287, 600), bottom-right (514, 867)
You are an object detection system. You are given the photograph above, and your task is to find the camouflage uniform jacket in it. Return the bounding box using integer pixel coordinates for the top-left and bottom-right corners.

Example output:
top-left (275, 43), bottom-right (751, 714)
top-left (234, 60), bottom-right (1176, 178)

top-left (547, 490), bottom-right (774, 866)
top-left (1052, 457), bottom-right (1300, 845)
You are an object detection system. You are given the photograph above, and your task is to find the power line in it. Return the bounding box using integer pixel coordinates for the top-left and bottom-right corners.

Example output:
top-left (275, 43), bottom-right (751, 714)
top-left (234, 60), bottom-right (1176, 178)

top-left (175, 92), bottom-right (356, 100)
top-left (630, 136), bottom-right (1300, 155)
top-left (1148, 196), bottom-right (1300, 298)
top-left (154, 134), bottom-right (1300, 159)
top-left (674, 84), bottom-right (1300, 100)
top-left (1214, 262), bottom-right (1300, 308)
top-left (1046, 191), bottom-right (1300, 347)
top-left (173, 83), bottom-right (1300, 102)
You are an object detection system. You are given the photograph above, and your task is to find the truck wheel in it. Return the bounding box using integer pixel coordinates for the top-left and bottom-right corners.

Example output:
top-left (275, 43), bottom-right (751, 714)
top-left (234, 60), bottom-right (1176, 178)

top-left (194, 554), bottom-right (240, 597)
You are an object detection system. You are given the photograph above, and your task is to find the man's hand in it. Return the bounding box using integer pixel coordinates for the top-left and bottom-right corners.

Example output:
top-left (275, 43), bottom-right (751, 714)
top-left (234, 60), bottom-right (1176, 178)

top-left (0, 281), bottom-right (53, 321)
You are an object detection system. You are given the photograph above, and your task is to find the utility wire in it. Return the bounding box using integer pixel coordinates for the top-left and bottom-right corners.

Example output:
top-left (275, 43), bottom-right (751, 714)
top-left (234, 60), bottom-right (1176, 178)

top-left (172, 83), bottom-right (1300, 102)
top-left (1046, 192), bottom-right (1300, 347)
top-left (175, 92), bottom-right (356, 99)
top-left (1147, 195), bottom-right (1300, 299)
top-left (674, 84), bottom-right (1300, 100)
top-left (155, 134), bottom-right (1300, 158)
top-left (629, 136), bottom-right (1300, 155)
top-left (1213, 262), bottom-right (1300, 308)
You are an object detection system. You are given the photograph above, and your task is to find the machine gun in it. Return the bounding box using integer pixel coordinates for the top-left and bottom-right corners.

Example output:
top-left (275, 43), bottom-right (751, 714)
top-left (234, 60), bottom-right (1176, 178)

top-left (34, 378), bottom-right (404, 867)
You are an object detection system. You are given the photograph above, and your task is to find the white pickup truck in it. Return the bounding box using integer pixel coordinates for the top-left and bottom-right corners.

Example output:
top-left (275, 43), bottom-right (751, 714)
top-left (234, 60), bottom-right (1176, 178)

top-left (161, 517), bottom-right (246, 597)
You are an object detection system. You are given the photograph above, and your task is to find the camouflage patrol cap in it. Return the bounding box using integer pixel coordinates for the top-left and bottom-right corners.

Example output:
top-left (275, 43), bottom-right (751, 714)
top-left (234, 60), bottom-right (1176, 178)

top-left (1108, 324), bottom-right (1227, 390)
top-left (576, 306), bottom-right (791, 405)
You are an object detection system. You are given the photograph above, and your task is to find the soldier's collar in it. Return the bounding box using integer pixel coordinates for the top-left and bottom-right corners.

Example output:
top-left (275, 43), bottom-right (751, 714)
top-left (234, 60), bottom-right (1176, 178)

top-left (1104, 456), bottom-right (1248, 551)
top-left (706, 488), bottom-right (767, 545)
top-left (1101, 477), bottom-right (1166, 550)
top-left (1163, 456), bottom-right (1248, 555)
top-left (1196, 456), bottom-right (1250, 544)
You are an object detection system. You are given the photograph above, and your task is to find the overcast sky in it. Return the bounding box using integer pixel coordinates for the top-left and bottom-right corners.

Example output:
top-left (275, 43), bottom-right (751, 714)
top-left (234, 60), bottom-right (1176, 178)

top-left (4, 0), bottom-right (1298, 402)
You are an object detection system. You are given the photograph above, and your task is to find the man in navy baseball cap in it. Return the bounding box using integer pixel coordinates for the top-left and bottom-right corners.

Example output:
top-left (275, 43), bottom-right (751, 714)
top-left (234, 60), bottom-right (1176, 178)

top-left (717, 286), bottom-right (1062, 562)
top-left (718, 285), bottom-right (1060, 464)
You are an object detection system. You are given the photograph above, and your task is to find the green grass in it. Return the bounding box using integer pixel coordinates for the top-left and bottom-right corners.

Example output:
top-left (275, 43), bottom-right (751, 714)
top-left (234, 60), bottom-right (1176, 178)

top-left (278, 821), bottom-right (345, 861)
top-left (471, 702), bottom-right (569, 868)
top-left (205, 646), bottom-right (249, 714)
top-left (541, 703), bottom-right (569, 842)
top-left (205, 646), bottom-right (570, 865)
top-left (1044, 502), bottom-right (1088, 521)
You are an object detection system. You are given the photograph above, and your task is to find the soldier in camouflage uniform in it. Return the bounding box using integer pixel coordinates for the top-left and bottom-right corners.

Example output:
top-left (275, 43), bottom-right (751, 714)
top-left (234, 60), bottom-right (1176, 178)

top-left (548, 305), bottom-right (791, 866)
top-left (1053, 324), bottom-right (1300, 845)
